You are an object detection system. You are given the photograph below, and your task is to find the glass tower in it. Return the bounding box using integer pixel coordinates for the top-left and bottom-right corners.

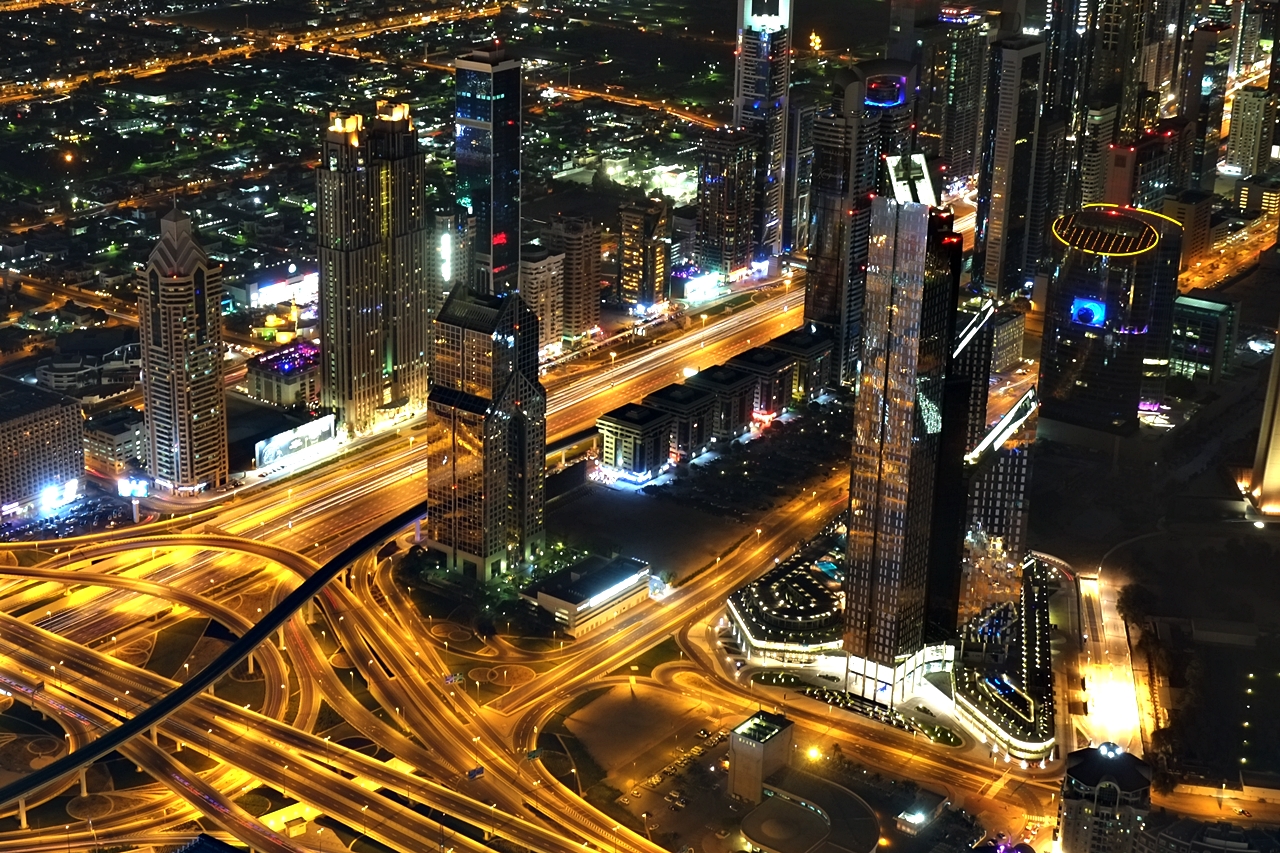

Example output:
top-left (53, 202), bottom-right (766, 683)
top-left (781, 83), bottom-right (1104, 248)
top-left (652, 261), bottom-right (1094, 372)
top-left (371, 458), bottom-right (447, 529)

top-left (734, 0), bottom-right (792, 260)
top-left (456, 46), bottom-right (522, 295)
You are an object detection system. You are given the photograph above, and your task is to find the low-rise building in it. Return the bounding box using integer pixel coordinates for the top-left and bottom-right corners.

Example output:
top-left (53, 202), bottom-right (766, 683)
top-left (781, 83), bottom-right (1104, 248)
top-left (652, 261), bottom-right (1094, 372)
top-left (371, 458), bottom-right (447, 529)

top-left (84, 407), bottom-right (147, 476)
top-left (727, 711), bottom-right (794, 804)
top-left (728, 346), bottom-right (796, 418)
top-left (642, 382), bottom-right (717, 460)
top-left (246, 341), bottom-right (321, 408)
top-left (596, 403), bottom-right (673, 482)
top-left (1136, 819), bottom-right (1280, 853)
top-left (1235, 173), bottom-right (1280, 216)
top-left (765, 326), bottom-right (833, 402)
top-left (0, 378), bottom-right (84, 514)
top-left (1171, 292), bottom-right (1238, 383)
top-left (521, 555), bottom-right (651, 637)
top-left (686, 365), bottom-right (755, 441)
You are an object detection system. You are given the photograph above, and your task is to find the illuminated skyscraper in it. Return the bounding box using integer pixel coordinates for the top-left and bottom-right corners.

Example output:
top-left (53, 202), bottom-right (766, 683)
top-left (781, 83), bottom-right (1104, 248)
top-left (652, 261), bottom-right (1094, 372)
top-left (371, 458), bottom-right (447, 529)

top-left (844, 198), bottom-right (961, 702)
top-left (1038, 206), bottom-right (1180, 435)
top-left (1225, 86), bottom-right (1274, 178)
top-left (805, 61), bottom-right (918, 386)
top-left (734, 0), bottom-right (792, 259)
top-left (782, 97), bottom-right (815, 256)
top-left (456, 46), bottom-right (522, 295)
top-left (973, 34), bottom-right (1045, 297)
top-left (1182, 24), bottom-right (1233, 191)
top-left (914, 7), bottom-right (988, 181)
top-left (425, 289), bottom-right (545, 580)
top-left (696, 127), bottom-right (758, 278)
top-left (139, 209), bottom-right (227, 495)
top-left (618, 199), bottom-right (671, 306)
top-left (543, 215), bottom-right (601, 341)
top-left (318, 105), bottom-right (435, 438)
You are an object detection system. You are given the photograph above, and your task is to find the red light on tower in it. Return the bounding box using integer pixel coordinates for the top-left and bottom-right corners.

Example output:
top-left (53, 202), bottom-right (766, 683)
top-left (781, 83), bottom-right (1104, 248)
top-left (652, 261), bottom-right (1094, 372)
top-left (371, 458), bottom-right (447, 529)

top-left (493, 232), bottom-right (509, 246)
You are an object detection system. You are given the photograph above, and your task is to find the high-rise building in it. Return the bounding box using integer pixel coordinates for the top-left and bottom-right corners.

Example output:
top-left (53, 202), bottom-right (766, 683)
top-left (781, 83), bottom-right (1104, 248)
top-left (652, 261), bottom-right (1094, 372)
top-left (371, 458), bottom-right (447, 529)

top-left (1081, 104), bottom-right (1120, 205)
top-left (1057, 744), bottom-right (1151, 853)
top-left (543, 215), bottom-right (601, 341)
top-left (1104, 131), bottom-right (1173, 209)
top-left (974, 35), bottom-right (1046, 298)
top-left (318, 106), bottom-right (436, 438)
top-left (1182, 24), bottom-right (1233, 191)
top-left (844, 198), bottom-right (961, 701)
top-left (518, 245), bottom-right (564, 350)
top-left (696, 128), bottom-right (758, 279)
top-left (139, 208), bottom-right (228, 494)
top-left (0, 378), bottom-right (83, 511)
top-left (1086, 0), bottom-right (1144, 140)
top-left (1248, 311), bottom-right (1280, 513)
top-left (425, 289), bottom-right (546, 580)
top-left (430, 207), bottom-right (475, 304)
top-left (1038, 206), bottom-right (1181, 435)
top-left (733, 0), bottom-right (792, 260)
top-left (806, 61), bottom-right (919, 386)
top-left (1226, 86), bottom-right (1274, 178)
top-left (618, 199), bottom-right (671, 307)
top-left (1163, 189), bottom-right (1214, 270)
top-left (914, 8), bottom-right (988, 181)
top-left (783, 97), bottom-right (816, 256)
top-left (456, 46), bottom-right (522, 295)
top-left (1171, 292), bottom-right (1238, 383)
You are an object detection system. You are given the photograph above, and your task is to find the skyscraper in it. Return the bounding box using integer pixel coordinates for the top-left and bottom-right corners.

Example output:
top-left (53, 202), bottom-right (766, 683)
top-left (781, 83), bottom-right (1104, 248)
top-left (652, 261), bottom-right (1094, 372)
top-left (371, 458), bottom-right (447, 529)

top-left (973, 35), bottom-right (1046, 298)
top-left (456, 46), bottom-right (522, 294)
top-left (914, 7), bottom-right (988, 182)
top-left (782, 97), bottom-right (816, 257)
top-left (518, 245), bottom-right (564, 350)
top-left (618, 199), bottom-right (671, 306)
top-left (1248, 312), bottom-right (1280, 513)
top-left (140, 208), bottom-right (228, 494)
top-left (1058, 744), bottom-right (1151, 853)
top-left (1225, 86), bottom-right (1274, 178)
top-left (734, 0), bottom-right (792, 259)
top-left (696, 127), bottom-right (758, 279)
top-left (806, 61), bottom-right (918, 386)
top-left (318, 105), bottom-right (435, 438)
top-left (1181, 24), bottom-right (1233, 191)
top-left (543, 215), bottom-right (601, 341)
top-left (844, 198), bottom-right (960, 702)
top-left (425, 289), bottom-right (546, 580)
top-left (1038, 206), bottom-right (1180, 435)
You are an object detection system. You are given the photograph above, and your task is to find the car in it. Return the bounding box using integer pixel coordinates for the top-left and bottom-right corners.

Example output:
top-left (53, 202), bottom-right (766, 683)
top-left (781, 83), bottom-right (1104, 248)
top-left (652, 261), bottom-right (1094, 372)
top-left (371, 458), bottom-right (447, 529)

top-left (669, 803), bottom-right (684, 812)
top-left (697, 729), bottom-right (710, 738)
top-left (677, 798), bottom-right (688, 807)
top-left (619, 796), bottom-right (630, 805)
top-left (1235, 808), bottom-right (1252, 817)
top-left (691, 746), bottom-right (705, 757)
top-left (631, 789), bottom-right (642, 798)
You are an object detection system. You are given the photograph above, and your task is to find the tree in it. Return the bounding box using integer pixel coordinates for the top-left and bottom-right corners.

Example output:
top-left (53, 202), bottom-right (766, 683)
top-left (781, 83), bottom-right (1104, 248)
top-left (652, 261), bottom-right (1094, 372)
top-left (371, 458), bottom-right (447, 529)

top-left (1117, 583), bottom-right (1158, 625)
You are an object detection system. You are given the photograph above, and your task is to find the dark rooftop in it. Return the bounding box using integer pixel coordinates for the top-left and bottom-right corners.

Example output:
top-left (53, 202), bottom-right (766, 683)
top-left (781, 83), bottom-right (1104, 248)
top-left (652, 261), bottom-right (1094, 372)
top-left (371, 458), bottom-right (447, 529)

top-left (728, 345), bottom-right (795, 373)
top-left (1066, 743), bottom-right (1151, 792)
top-left (642, 381), bottom-right (714, 410)
top-left (523, 555), bottom-right (649, 606)
top-left (438, 289), bottom-right (505, 334)
top-left (84, 406), bottom-right (144, 437)
top-left (598, 402), bottom-right (671, 429)
top-left (0, 377), bottom-right (79, 424)
top-left (685, 364), bottom-right (755, 392)
top-left (766, 325), bottom-right (833, 355)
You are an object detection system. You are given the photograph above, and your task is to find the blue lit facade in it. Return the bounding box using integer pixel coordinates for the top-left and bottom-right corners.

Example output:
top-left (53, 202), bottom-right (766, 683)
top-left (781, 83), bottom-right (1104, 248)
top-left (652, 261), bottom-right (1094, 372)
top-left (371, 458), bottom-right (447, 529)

top-left (456, 47), bottom-right (522, 295)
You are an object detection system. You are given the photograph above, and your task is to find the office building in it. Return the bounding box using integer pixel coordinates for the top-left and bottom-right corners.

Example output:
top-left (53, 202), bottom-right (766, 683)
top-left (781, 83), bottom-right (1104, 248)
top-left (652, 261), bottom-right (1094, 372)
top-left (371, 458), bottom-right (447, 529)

top-left (733, 0), bottom-right (792, 259)
top-left (424, 289), bottom-right (545, 580)
top-left (686, 365), bottom-right (756, 442)
top-left (844, 198), bottom-right (961, 701)
top-left (456, 46), bottom-right (522, 294)
top-left (1081, 104), bottom-right (1120, 206)
top-left (727, 712), bottom-right (794, 804)
top-left (1104, 132), bottom-right (1173, 210)
top-left (1162, 190), bottom-right (1214, 271)
top-left (244, 341), bottom-right (320, 409)
top-left (318, 106), bottom-right (435, 438)
top-left (0, 378), bottom-right (83, 512)
top-left (1058, 744), bottom-right (1151, 853)
top-left (806, 60), bottom-right (918, 385)
top-left (992, 309), bottom-right (1026, 372)
top-left (84, 406), bottom-right (147, 476)
top-left (1157, 117), bottom-right (1198, 193)
top-left (521, 556), bottom-right (651, 638)
top-left (783, 98), bottom-right (816, 256)
top-left (139, 208), bottom-right (228, 493)
top-left (914, 8), bottom-right (988, 181)
top-left (617, 199), bottom-right (671, 307)
top-left (973, 35), bottom-right (1046, 297)
top-left (726, 346), bottom-right (796, 418)
top-left (518, 245), bottom-right (565, 350)
top-left (1170, 292), bottom-right (1238, 383)
top-left (543, 215), bottom-right (601, 342)
top-left (1182, 24), bottom-right (1233, 191)
top-left (696, 128), bottom-right (758, 279)
top-left (596, 403), bottom-right (673, 482)
top-left (1235, 173), bottom-right (1280, 215)
top-left (1226, 87), bottom-right (1274, 178)
top-left (1038, 207), bottom-right (1180, 435)
top-left (765, 325), bottom-right (834, 402)
top-left (642, 382), bottom-right (717, 461)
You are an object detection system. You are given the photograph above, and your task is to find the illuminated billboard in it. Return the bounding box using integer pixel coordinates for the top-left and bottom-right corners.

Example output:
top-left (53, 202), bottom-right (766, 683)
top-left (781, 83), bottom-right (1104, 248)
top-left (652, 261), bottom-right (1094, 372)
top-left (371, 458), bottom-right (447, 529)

top-left (1071, 298), bottom-right (1107, 328)
top-left (254, 414), bottom-right (337, 468)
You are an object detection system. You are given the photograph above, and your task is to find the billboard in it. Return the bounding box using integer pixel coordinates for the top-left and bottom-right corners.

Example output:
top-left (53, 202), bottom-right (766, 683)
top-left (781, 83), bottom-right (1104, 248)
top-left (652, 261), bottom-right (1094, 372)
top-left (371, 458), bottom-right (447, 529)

top-left (1071, 297), bottom-right (1107, 328)
top-left (254, 414), bottom-right (336, 468)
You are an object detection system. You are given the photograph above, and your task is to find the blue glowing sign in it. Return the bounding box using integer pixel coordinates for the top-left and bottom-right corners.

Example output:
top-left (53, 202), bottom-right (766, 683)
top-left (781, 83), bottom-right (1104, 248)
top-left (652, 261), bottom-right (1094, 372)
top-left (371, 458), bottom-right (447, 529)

top-left (1071, 298), bottom-right (1107, 328)
top-left (865, 76), bottom-right (907, 108)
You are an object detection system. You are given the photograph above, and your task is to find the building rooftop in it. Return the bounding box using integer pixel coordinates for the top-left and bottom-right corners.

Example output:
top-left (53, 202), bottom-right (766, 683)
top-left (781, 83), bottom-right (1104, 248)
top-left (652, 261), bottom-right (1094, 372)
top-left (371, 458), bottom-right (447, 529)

top-left (643, 381), bottom-right (714, 410)
top-left (524, 555), bottom-right (650, 607)
top-left (729, 345), bottom-right (795, 373)
top-left (438, 288), bottom-right (505, 334)
top-left (740, 793), bottom-right (829, 853)
top-left (0, 377), bottom-right (78, 424)
top-left (686, 364), bottom-right (755, 393)
top-left (1176, 294), bottom-right (1236, 314)
top-left (1066, 743), bottom-right (1151, 792)
top-left (734, 710), bottom-right (793, 744)
top-left (84, 406), bottom-right (144, 437)
top-left (598, 402), bottom-right (671, 429)
top-left (766, 326), bottom-right (833, 356)
top-left (249, 340), bottom-right (321, 376)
